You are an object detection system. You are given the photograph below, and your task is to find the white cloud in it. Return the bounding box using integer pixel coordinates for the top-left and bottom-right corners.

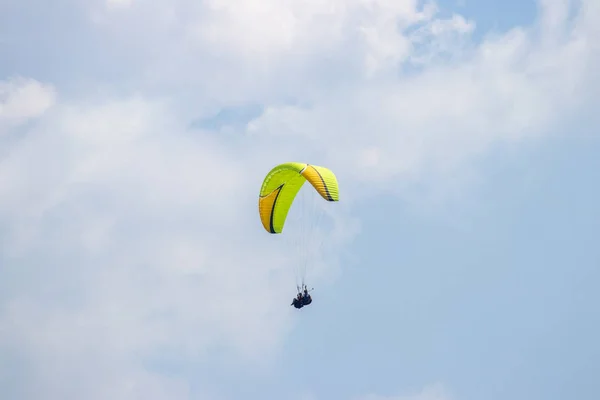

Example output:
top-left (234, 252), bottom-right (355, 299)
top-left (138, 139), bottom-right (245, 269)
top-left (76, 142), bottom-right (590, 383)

top-left (0, 77), bottom-right (56, 129)
top-left (245, 0), bottom-right (598, 205)
top-left (0, 0), bottom-right (599, 399)
top-left (0, 90), bottom-right (332, 399)
top-left (106, 0), bottom-right (134, 8)
top-left (87, 0), bottom-right (474, 104)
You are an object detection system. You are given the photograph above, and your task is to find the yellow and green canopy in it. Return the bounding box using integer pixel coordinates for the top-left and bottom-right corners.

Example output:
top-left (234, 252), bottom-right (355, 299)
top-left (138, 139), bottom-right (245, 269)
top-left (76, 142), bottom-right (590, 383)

top-left (258, 162), bottom-right (339, 234)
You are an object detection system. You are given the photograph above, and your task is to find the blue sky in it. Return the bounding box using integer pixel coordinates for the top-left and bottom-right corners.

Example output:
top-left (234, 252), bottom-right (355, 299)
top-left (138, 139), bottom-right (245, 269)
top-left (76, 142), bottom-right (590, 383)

top-left (0, 1), bottom-right (599, 400)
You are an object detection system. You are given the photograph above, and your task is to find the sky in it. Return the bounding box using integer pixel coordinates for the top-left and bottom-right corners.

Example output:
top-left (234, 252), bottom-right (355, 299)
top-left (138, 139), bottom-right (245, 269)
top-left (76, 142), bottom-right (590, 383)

top-left (0, 0), bottom-right (599, 399)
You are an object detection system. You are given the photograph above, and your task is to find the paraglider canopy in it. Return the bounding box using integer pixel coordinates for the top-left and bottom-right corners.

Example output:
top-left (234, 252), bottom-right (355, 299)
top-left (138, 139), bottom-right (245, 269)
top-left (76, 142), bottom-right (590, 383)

top-left (258, 162), bottom-right (339, 298)
top-left (258, 162), bottom-right (339, 234)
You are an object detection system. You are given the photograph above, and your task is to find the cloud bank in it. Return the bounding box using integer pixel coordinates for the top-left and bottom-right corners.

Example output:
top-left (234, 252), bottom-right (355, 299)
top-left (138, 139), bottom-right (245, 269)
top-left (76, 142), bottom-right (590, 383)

top-left (0, 0), bottom-right (598, 398)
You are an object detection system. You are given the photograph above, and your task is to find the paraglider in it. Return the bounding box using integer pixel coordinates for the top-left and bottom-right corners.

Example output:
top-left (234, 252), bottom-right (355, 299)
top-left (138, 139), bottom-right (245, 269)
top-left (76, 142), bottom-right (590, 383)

top-left (291, 293), bottom-right (304, 309)
top-left (258, 162), bottom-right (339, 309)
top-left (290, 285), bottom-right (313, 309)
